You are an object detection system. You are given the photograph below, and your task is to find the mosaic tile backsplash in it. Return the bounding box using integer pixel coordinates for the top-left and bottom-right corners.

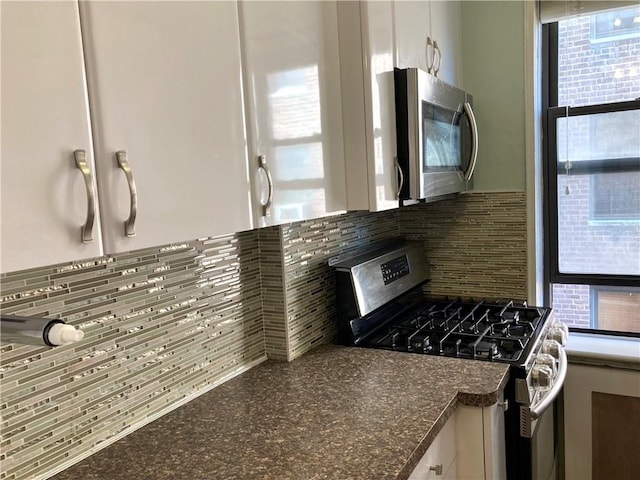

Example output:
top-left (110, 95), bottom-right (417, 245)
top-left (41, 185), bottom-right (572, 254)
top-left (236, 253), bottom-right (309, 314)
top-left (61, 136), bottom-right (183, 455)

top-left (0, 191), bottom-right (527, 480)
top-left (399, 192), bottom-right (528, 301)
top-left (0, 232), bottom-right (266, 480)
top-left (280, 210), bottom-right (399, 361)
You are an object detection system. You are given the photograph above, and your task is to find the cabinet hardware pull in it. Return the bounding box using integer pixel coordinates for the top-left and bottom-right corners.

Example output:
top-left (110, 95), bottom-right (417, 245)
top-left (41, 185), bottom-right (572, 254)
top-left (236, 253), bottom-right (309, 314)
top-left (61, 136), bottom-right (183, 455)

top-left (74, 149), bottom-right (96, 244)
top-left (498, 400), bottom-right (509, 411)
top-left (462, 102), bottom-right (479, 182)
top-left (258, 154), bottom-right (274, 217)
top-left (432, 40), bottom-right (441, 77)
top-left (394, 156), bottom-right (404, 200)
top-left (426, 36), bottom-right (435, 74)
top-left (429, 464), bottom-right (443, 475)
top-left (116, 150), bottom-right (137, 237)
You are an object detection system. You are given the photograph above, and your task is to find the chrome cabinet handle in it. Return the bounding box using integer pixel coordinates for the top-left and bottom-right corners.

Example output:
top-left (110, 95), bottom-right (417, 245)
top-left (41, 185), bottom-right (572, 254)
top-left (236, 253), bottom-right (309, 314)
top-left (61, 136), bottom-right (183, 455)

top-left (498, 400), bottom-right (509, 411)
top-left (116, 150), bottom-right (137, 237)
top-left (394, 156), bottom-right (404, 200)
top-left (258, 154), bottom-right (273, 217)
top-left (462, 102), bottom-right (479, 182)
top-left (429, 464), bottom-right (443, 475)
top-left (432, 40), bottom-right (441, 77)
top-left (74, 149), bottom-right (96, 244)
top-left (426, 36), bottom-right (435, 74)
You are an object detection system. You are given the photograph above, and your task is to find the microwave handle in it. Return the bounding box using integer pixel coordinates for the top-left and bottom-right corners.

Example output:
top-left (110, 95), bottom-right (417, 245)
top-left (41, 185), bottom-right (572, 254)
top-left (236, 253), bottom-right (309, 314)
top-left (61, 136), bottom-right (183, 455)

top-left (462, 102), bottom-right (478, 181)
top-left (394, 157), bottom-right (404, 199)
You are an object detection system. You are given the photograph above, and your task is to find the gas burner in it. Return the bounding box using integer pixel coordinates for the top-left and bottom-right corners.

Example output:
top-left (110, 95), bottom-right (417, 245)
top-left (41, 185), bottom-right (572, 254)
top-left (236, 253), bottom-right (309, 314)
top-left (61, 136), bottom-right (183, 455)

top-left (408, 334), bottom-right (432, 353)
top-left (473, 340), bottom-right (501, 360)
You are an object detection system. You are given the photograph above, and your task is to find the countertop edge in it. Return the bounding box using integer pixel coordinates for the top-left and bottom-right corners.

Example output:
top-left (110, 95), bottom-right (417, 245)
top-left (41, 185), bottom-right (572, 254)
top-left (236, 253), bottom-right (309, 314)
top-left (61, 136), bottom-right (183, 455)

top-left (458, 367), bottom-right (511, 407)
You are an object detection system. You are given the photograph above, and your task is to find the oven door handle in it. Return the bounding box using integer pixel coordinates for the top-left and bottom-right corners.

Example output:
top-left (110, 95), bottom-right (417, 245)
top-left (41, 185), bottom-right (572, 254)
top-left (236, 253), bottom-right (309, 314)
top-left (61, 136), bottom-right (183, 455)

top-left (530, 348), bottom-right (567, 420)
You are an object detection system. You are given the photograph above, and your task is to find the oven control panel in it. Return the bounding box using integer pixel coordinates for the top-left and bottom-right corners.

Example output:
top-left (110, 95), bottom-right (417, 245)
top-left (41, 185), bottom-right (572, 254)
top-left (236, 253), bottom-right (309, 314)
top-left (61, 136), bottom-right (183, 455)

top-left (331, 241), bottom-right (428, 317)
top-left (381, 255), bottom-right (410, 285)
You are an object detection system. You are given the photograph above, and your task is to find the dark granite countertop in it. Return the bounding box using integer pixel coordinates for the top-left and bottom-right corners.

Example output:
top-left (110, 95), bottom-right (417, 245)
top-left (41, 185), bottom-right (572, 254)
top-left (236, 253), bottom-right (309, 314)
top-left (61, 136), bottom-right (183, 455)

top-left (51, 345), bottom-right (509, 480)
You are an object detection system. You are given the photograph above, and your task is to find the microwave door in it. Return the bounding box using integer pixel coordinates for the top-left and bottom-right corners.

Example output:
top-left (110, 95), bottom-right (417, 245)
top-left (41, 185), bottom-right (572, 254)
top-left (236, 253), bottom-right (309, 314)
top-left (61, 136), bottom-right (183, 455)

top-left (420, 102), bottom-right (465, 199)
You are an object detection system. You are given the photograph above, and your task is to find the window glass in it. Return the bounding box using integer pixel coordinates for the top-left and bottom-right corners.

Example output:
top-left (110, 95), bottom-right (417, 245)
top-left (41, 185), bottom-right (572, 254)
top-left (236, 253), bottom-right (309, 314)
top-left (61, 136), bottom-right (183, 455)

top-left (546, 9), bottom-right (640, 336)
top-left (591, 172), bottom-right (640, 220)
top-left (556, 110), bottom-right (640, 163)
top-left (555, 110), bottom-right (640, 276)
top-left (558, 7), bottom-right (640, 107)
top-left (552, 284), bottom-right (640, 333)
top-left (591, 6), bottom-right (640, 43)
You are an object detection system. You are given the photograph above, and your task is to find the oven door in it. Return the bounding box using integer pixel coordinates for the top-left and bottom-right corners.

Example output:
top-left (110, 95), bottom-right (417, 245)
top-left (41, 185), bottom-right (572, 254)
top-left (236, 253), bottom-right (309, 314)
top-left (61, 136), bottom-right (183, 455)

top-left (506, 348), bottom-right (568, 480)
top-left (531, 400), bottom-right (559, 480)
top-left (506, 393), bottom-right (561, 480)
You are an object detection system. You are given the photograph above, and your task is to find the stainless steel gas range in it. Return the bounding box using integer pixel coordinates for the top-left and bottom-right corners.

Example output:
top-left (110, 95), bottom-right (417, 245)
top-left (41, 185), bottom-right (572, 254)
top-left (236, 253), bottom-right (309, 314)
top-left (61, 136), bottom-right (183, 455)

top-left (330, 240), bottom-right (568, 480)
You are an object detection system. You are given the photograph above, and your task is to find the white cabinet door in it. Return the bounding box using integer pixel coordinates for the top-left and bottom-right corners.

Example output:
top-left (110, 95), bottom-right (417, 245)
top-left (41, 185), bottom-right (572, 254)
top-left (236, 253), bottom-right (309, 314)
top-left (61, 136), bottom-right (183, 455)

top-left (238, 0), bottom-right (347, 227)
top-left (394, 1), bottom-right (463, 88)
top-left (80, 1), bottom-right (252, 253)
top-left (394, 1), bottom-right (432, 72)
top-left (482, 396), bottom-right (507, 480)
top-left (1, 1), bottom-right (104, 273)
top-left (456, 400), bottom-right (507, 480)
top-left (409, 413), bottom-right (457, 479)
top-left (338, 1), bottom-right (399, 212)
top-left (430, 1), bottom-right (463, 88)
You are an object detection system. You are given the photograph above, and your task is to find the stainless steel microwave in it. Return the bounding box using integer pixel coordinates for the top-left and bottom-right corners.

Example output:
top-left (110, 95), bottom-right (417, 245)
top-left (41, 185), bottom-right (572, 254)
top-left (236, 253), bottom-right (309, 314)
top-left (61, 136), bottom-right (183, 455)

top-left (394, 67), bottom-right (478, 202)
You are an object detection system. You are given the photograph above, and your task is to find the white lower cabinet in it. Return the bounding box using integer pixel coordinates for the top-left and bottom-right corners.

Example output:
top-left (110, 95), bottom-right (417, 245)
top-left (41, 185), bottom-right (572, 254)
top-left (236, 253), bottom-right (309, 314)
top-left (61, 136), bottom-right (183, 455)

top-left (410, 398), bottom-right (506, 480)
top-left (409, 413), bottom-right (457, 480)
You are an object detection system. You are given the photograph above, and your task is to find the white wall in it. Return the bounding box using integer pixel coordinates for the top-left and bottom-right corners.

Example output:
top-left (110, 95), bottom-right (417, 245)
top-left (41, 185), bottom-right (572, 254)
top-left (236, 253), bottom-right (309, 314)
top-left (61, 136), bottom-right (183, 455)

top-left (461, 1), bottom-right (526, 192)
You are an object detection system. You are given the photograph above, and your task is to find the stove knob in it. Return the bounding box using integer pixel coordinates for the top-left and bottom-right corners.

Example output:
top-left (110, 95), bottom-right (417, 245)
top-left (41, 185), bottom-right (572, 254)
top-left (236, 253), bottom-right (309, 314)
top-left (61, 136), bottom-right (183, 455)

top-left (535, 353), bottom-right (557, 376)
top-left (548, 321), bottom-right (569, 346)
top-left (532, 364), bottom-right (554, 391)
top-left (542, 339), bottom-right (562, 360)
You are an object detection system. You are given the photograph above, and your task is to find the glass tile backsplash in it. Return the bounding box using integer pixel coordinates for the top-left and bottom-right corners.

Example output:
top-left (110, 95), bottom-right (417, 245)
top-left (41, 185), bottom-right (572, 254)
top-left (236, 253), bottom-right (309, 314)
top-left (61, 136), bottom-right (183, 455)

top-left (1, 232), bottom-right (265, 480)
top-left (0, 192), bottom-right (527, 480)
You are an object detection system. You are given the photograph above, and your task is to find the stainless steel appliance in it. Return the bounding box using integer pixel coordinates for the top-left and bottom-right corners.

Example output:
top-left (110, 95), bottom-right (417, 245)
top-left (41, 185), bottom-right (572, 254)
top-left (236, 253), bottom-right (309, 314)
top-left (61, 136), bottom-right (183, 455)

top-left (394, 67), bottom-right (478, 202)
top-left (330, 240), bottom-right (568, 480)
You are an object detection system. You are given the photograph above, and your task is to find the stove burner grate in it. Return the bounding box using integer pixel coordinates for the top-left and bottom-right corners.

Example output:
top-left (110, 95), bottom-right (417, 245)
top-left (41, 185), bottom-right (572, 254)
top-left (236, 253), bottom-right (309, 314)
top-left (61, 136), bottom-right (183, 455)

top-left (362, 298), bottom-right (546, 364)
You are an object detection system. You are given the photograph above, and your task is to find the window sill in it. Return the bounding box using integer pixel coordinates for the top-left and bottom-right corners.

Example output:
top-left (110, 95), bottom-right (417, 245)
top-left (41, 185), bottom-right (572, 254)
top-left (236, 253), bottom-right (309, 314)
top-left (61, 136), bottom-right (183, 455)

top-left (566, 332), bottom-right (640, 370)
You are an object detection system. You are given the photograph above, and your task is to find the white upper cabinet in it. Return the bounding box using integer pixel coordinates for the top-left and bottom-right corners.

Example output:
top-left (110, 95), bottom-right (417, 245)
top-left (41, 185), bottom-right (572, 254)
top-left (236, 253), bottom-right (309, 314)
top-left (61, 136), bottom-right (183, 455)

top-left (1, 1), bottom-right (104, 273)
top-left (338, 1), bottom-right (400, 212)
top-left (238, 0), bottom-right (347, 227)
top-left (394, 1), bottom-right (463, 88)
top-left (80, 1), bottom-right (252, 253)
top-left (394, 1), bottom-right (433, 72)
top-left (429, 1), bottom-right (463, 88)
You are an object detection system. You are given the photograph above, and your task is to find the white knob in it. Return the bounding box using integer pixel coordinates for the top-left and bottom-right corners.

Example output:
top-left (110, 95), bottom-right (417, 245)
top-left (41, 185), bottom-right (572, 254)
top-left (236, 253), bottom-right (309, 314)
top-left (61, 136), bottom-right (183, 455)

top-left (542, 339), bottom-right (562, 359)
top-left (532, 364), bottom-right (554, 391)
top-left (547, 326), bottom-right (567, 346)
top-left (536, 353), bottom-right (557, 376)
